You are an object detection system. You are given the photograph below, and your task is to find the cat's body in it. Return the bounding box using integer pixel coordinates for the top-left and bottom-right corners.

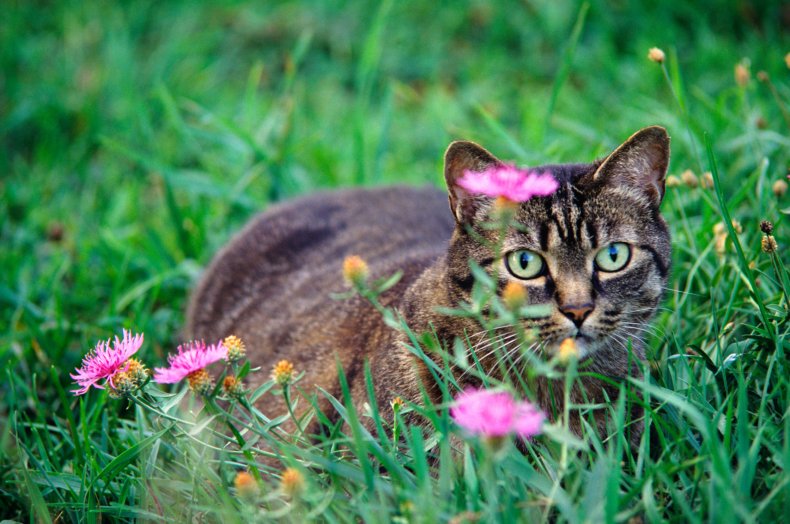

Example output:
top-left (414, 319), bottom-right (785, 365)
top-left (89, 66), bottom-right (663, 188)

top-left (187, 127), bottom-right (671, 443)
top-left (187, 187), bottom-right (455, 425)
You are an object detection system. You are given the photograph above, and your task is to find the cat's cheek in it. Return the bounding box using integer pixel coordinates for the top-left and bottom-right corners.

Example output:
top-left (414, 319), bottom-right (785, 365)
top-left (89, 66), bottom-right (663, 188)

top-left (595, 260), bottom-right (655, 298)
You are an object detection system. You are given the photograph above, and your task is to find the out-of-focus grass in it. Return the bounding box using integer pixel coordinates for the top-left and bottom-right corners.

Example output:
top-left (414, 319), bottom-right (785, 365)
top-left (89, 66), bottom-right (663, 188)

top-left (1, 0), bottom-right (788, 521)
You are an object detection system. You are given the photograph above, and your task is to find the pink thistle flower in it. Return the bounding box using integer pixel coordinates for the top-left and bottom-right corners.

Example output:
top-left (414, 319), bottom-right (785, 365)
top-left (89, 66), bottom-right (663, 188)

top-left (70, 330), bottom-right (144, 395)
top-left (457, 164), bottom-right (559, 203)
top-left (153, 340), bottom-right (227, 385)
top-left (450, 388), bottom-right (544, 438)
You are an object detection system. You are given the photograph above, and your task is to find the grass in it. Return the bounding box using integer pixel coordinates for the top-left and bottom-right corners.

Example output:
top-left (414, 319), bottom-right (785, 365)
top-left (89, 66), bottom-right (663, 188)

top-left (1, 0), bottom-right (789, 522)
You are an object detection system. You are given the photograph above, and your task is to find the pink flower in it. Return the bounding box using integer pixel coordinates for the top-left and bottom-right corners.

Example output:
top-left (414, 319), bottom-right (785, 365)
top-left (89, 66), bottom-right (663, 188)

top-left (457, 164), bottom-right (559, 202)
top-left (450, 388), bottom-right (544, 438)
top-left (153, 340), bottom-right (227, 384)
top-left (70, 330), bottom-right (144, 395)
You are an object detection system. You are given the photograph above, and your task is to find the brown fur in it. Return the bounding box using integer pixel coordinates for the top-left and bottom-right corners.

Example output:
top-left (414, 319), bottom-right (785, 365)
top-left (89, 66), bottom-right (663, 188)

top-left (187, 126), bottom-right (671, 445)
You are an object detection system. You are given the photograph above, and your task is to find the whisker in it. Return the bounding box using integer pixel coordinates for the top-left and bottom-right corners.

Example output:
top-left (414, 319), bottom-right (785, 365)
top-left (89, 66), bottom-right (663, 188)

top-left (659, 286), bottom-right (704, 298)
top-left (460, 333), bottom-right (521, 379)
top-left (608, 332), bottom-right (633, 354)
top-left (504, 341), bottom-right (540, 380)
top-left (618, 322), bottom-right (665, 338)
top-left (465, 324), bottom-right (515, 343)
top-left (470, 332), bottom-right (519, 358)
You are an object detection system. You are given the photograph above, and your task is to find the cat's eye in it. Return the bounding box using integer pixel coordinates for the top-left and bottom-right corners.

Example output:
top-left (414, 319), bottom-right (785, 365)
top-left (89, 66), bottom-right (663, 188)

top-left (505, 250), bottom-right (545, 279)
top-left (594, 243), bottom-right (631, 272)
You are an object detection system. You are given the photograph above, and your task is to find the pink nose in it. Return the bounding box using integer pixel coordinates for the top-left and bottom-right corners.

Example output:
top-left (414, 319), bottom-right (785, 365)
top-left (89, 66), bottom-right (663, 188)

top-left (559, 303), bottom-right (593, 326)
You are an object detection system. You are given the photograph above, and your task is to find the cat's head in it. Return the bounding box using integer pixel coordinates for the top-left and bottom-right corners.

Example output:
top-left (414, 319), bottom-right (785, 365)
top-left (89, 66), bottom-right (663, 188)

top-left (443, 126), bottom-right (671, 360)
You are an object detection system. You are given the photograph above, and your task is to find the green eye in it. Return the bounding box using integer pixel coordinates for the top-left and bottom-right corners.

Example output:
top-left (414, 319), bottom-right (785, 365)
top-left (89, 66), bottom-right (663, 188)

top-left (595, 243), bottom-right (631, 272)
top-left (505, 250), bottom-right (545, 279)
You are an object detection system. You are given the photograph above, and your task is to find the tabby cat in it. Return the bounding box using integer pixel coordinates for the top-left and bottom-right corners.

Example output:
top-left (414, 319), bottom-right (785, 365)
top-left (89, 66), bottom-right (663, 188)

top-left (186, 126), bottom-right (671, 443)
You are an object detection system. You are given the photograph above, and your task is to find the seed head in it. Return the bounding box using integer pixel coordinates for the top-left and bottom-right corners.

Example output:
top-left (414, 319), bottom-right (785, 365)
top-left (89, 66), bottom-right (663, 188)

top-left (125, 358), bottom-right (148, 382)
top-left (47, 222), bottom-right (65, 243)
top-left (272, 360), bottom-right (295, 385)
top-left (647, 47), bottom-right (665, 63)
top-left (785, 52), bottom-right (790, 69)
top-left (735, 61), bottom-right (750, 87)
top-left (186, 369), bottom-right (213, 395)
top-left (700, 171), bottom-right (714, 189)
top-left (757, 71), bottom-right (768, 82)
top-left (665, 175), bottom-right (682, 188)
top-left (223, 335), bottom-right (246, 362)
top-left (234, 471), bottom-right (260, 499)
top-left (716, 219), bottom-right (743, 235)
top-left (773, 179), bottom-right (788, 198)
top-left (714, 233), bottom-right (727, 255)
top-left (342, 255), bottom-right (369, 286)
top-left (108, 371), bottom-right (136, 398)
top-left (501, 281), bottom-right (527, 310)
top-left (759, 220), bottom-right (773, 234)
top-left (761, 235), bottom-right (778, 253)
top-left (713, 220), bottom-right (741, 255)
top-left (681, 169), bottom-right (698, 188)
top-left (280, 467), bottom-right (304, 497)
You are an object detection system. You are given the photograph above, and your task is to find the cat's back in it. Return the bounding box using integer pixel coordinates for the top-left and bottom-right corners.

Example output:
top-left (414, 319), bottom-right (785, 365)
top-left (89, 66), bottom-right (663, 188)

top-left (186, 185), bottom-right (453, 342)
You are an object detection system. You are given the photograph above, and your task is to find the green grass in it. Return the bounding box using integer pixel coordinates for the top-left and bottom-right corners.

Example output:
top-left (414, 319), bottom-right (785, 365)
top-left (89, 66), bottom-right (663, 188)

top-left (2, 0), bottom-right (789, 522)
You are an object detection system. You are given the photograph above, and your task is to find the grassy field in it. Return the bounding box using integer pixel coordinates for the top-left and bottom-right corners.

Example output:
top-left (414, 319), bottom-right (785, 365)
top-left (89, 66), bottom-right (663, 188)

top-left (2, 0), bottom-right (789, 522)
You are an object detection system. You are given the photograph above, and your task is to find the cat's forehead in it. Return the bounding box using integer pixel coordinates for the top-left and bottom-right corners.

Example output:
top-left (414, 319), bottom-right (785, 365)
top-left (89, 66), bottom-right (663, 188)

top-left (531, 162), bottom-right (598, 184)
top-left (508, 173), bottom-right (658, 253)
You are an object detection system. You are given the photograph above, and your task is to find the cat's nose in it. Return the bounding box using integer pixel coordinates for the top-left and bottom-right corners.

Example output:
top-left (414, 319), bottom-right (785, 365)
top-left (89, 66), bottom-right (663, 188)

top-left (559, 303), bottom-right (594, 327)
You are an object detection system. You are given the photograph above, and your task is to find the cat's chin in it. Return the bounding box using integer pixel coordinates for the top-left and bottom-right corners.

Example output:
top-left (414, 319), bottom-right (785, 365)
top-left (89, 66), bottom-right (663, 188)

top-left (573, 337), bottom-right (592, 359)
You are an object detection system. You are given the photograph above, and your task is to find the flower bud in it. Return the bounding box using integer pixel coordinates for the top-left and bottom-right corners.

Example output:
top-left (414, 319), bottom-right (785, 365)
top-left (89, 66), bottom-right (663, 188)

top-left (271, 360), bottom-right (295, 386)
top-left (223, 335), bottom-right (246, 362)
top-left (501, 281), bottom-right (527, 310)
top-left (280, 467), bottom-right (304, 497)
top-left (665, 175), bottom-right (682, 188)
top-left (557, 338), bottom-right (578, 363)
top-left (234, 471), bottom-right (260, 499)
top-left (773, 179), bottom-right (788, 198)
top-left (681, 169), bottom-right (698, 188)
top-left (342, 255), bottom-right (369, 286)
top-left (223, 375), bottom-right (245, 398)
top-left (735, 62), bottom-right (750, 87)
top-left (648, 47), bottom-right (665, 63)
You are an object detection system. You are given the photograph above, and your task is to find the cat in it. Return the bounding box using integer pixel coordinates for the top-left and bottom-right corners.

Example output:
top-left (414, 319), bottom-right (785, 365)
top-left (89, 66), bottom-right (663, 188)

top-left (186, 126), bottom-right (671, 445)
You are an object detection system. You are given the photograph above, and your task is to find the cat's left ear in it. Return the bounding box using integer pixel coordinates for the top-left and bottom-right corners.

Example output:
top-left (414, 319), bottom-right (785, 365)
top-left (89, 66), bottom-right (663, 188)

top-left (444, 141), bottom-right (502, 224)
top-left (592, 126), bottom-right (670, 206)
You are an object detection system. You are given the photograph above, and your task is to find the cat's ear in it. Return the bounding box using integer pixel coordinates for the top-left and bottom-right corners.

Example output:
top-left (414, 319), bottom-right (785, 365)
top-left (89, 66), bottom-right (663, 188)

top-left (443, 141), bottom-right (502, 224)
top-left (592, 126), bottom-right (670, 206)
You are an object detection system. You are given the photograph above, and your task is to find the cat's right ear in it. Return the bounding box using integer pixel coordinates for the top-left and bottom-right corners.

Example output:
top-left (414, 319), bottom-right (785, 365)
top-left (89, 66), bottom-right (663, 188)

top-left (443, 141), bottom-right (502, 224)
